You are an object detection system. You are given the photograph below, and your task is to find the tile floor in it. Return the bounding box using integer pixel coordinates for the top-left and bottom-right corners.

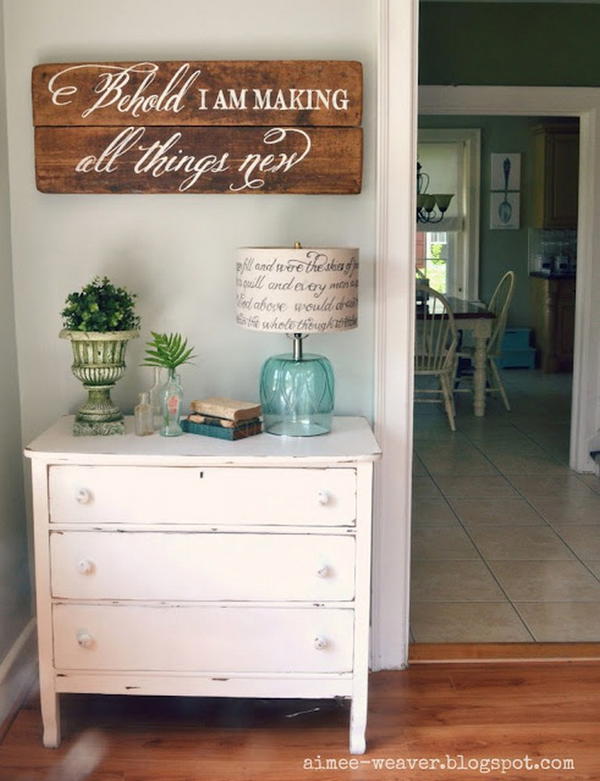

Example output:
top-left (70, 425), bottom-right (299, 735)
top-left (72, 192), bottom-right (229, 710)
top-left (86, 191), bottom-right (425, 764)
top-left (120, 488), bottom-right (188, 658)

top-left (411, 369), bottom-right (600, 643)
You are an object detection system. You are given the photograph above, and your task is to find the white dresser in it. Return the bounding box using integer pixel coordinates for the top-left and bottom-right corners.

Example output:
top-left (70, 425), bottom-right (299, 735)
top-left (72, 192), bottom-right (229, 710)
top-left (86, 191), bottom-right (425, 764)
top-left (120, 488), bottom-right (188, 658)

top-left (25, 416), bottom-right (381, 753)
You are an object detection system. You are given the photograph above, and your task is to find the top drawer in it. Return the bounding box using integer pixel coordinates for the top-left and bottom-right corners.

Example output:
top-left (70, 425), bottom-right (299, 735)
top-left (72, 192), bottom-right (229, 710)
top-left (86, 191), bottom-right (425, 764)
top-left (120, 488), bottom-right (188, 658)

top-left (48, 466), bottom-right (356, 526)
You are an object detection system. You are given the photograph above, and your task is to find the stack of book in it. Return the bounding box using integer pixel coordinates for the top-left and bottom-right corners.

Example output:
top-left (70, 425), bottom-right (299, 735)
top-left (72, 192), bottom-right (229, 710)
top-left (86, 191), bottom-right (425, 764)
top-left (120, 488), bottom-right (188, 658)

top-left (181, 397), bottom-right (262, 440)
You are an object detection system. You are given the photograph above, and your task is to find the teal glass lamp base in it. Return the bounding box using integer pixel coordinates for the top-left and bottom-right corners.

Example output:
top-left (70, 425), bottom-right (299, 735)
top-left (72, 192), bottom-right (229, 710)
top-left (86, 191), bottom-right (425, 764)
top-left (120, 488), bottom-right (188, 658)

top-left (260, 353), bottom-right (334, 436)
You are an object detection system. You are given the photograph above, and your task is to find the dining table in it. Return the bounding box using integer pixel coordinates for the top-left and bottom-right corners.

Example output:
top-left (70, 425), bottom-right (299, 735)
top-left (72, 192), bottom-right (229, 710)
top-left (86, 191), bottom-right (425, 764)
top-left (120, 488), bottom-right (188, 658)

top-left (444, 295), bottom-right (496, 417)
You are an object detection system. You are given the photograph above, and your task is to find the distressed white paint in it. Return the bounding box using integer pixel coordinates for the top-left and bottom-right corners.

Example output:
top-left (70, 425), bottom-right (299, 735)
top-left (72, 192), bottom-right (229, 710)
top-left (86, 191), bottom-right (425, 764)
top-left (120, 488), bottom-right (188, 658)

top-left (49, 464), bottom-right (358, 525)
top-left (55, 673), bottom-right (354, 698)
top-left (50, 531), bottom-right (356, 601)
top-left (26, 415), bottom-right (379, 752)
top-left (53, 604), bottom-right (355, 672)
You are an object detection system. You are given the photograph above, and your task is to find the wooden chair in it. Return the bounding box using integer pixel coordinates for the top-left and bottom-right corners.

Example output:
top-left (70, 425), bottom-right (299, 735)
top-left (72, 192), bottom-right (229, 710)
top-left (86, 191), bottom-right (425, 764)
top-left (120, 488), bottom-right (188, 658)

top-left (414, 285), bottom-right (459, 431)
top-left (455, 270), bottom-right (515, 411)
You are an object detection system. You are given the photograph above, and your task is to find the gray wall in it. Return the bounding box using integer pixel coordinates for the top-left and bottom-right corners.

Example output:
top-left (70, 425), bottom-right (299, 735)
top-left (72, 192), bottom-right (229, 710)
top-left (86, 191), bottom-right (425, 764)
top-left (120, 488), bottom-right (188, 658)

top-left (419, 115), bottom-right (562, 329)
top-left (3, 0), bottom-right (377, 445)
top-left (0, 4), bottom-right (32, 662)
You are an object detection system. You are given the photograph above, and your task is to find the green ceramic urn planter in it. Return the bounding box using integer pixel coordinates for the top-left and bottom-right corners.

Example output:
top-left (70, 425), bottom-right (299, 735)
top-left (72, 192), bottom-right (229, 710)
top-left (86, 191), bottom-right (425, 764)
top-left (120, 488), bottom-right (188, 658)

top-left (60, 277), bottom-right (141, 436)
top-left (60, 329), bottom-right (139, 435)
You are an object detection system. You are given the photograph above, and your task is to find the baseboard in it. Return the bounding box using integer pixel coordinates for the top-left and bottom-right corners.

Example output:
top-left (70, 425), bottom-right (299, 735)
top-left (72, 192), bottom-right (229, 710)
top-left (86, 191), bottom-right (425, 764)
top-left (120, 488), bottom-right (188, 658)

top-left (0, 619), bottom-right (37, 742)
top-left (409, 643), bottom-right (600, 664)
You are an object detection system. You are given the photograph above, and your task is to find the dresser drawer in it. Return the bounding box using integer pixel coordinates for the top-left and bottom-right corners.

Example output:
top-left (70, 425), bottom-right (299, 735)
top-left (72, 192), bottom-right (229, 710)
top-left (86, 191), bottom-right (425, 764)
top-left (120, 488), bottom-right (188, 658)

top-left (50, 531), bottom-right (355, 601)
top-left (53, 604), bottom-right (354, 673)
top-left (49, 466), bottom-right (356, 526)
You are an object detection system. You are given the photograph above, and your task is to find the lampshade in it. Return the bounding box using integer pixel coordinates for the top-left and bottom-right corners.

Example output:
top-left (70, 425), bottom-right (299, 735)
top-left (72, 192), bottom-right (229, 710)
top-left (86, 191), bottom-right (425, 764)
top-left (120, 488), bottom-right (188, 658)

top-left (235, 246), bottom-right (359, 334)
top-left (236, 246), bottom-right (359, 437)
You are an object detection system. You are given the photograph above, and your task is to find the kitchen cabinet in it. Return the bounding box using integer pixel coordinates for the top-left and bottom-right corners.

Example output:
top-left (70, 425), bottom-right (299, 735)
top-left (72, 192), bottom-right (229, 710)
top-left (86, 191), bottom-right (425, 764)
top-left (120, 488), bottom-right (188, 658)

top-left (531, 122), bottom-right (579, 229)
top-left (25, 416), bottom-right (381, 754)
top-left (530, 274), bottom-right (576, 372)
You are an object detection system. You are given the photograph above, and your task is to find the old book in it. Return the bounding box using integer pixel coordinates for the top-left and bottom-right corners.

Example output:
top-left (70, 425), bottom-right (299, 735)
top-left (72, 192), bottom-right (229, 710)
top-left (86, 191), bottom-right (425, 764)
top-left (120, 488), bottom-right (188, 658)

top-left (187, 413), bottom-right (236, 429)
top-left (189, 397), bottom-right (261, 423)
top-left (181, 418), bottom-right (262, 440)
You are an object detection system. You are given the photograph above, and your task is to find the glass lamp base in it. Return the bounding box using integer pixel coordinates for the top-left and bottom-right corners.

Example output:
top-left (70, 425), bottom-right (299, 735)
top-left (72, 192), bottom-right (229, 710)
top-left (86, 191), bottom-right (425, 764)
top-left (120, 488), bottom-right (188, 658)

top-left (260, 353), bottom-right (334, 437)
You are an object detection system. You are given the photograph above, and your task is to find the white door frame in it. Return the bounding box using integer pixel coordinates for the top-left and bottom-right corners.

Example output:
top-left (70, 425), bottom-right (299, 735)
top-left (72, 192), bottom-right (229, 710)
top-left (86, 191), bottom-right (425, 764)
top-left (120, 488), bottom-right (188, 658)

top-left (372, 35), bottom-right (600, 667)
top-left (371, 0), bottom-right (418, 670)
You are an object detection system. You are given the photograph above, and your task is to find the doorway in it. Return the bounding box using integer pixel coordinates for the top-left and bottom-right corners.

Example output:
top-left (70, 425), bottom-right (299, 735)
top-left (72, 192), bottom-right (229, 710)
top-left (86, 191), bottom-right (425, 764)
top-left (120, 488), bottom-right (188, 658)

top-left (409, 93), bottom-right (600, 648)
top-left (417, 87), bottom-right (600, 474)
top-left (372, 6), bottom-right (600, 671)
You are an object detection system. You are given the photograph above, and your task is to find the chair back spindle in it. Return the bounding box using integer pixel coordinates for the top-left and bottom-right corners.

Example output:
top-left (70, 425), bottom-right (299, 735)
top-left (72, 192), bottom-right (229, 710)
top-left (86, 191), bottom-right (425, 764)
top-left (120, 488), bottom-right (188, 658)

top-left (486, 271), bottom-right (515, 357)
top-left (415, 286), bottom-right (458, 373)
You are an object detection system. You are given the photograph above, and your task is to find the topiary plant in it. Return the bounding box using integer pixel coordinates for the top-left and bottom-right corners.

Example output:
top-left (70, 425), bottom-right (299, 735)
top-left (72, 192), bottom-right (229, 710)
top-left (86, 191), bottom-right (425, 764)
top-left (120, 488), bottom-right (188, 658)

top-left (61, 276), bottom-right (141, 332)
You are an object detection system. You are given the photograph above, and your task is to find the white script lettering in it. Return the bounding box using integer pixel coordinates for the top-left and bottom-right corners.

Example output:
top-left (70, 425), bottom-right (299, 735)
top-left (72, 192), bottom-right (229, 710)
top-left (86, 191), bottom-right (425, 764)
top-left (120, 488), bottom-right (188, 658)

top-left (231, 128), bottom-right (312, 192)
top-left (48, 63), bottom-right (203, 118)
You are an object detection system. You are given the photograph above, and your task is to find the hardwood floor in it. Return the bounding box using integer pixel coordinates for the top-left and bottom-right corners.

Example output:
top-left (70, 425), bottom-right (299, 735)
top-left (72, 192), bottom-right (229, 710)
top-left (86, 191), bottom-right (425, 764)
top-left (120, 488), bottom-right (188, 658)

top-left (410, 642), bottom-right (600, 662)
top-left (1, 664), bottom-right (599, 780)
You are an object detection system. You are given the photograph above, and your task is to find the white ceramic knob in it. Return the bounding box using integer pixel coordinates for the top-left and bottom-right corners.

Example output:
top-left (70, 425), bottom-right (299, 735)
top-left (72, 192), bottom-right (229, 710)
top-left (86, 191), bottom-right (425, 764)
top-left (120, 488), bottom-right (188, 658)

top-left (317, 565), bottom-right (331, 578)
top-left (76, 631), bottom-right (94, 649)
top-left (317, 490), bottom-right (330, 505)
top-left (314, 635), bottom-right (329, 650)
top-left (77, 559), bottom-right (94, 575)
top-left (75, 488), bottom-right (92, 505)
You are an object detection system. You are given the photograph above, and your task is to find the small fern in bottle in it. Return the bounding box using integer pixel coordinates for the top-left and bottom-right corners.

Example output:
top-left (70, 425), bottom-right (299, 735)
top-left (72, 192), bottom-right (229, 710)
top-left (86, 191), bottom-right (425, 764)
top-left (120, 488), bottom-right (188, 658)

top-left (142, 333), bottom-right (196, 438)
top-left (142, 332), bottom-right (196, 372)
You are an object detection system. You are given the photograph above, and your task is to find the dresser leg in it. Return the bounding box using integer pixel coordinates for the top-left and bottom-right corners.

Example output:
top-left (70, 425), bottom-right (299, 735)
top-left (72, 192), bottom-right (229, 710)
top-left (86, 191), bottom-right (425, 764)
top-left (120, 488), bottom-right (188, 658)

top-left (349, 696), bottom-right (367, 755)
top-left (41, 692), bottom-right (61, 748)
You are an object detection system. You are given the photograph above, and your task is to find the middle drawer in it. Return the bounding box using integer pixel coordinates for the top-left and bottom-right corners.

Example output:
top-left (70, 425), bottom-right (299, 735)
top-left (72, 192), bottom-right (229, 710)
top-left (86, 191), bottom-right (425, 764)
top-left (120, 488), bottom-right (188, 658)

top-left (50, 531), bottom-right (355, 602)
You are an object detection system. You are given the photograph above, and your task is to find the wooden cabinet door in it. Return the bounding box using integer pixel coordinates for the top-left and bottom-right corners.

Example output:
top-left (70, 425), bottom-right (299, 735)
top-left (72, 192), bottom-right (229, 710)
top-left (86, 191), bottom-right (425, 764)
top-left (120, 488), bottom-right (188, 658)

top-left (545, 131), bottom-right (579, 229)
top-left (530, 276), bottom-right (575, 372)
top-left (555, 279), bottom-right (576, 370)
top-left (531, 123), bottom-right (579, 229)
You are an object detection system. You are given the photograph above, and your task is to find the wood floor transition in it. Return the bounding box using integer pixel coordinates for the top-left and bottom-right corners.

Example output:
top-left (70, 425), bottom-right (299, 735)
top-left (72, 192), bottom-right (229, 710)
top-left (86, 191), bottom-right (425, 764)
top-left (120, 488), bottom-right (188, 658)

top-left (410, 642), bottom-right (600, 662)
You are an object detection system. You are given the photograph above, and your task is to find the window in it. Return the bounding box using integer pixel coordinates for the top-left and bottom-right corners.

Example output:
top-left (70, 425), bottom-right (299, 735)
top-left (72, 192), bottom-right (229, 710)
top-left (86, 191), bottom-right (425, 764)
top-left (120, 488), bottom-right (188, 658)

top-left (416, 128), bottom-right (481, 300)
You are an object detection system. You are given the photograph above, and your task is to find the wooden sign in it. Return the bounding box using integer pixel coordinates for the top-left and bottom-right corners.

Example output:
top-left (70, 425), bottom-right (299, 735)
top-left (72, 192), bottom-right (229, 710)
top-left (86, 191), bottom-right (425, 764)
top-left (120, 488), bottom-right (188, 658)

top-left (32, 60), bottom-right (363, 194)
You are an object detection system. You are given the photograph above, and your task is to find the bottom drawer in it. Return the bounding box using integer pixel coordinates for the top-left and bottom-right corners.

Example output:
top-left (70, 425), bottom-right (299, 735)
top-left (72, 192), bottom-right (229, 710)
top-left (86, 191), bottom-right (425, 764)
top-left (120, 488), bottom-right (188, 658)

top-left (53, 604), bottom-right (354, 673)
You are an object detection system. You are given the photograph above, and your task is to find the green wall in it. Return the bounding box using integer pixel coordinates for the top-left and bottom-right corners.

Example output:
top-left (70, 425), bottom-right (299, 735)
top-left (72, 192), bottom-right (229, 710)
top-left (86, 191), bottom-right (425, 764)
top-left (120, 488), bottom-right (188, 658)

top-left (420, 2), bottom-right (600, 86)
top-left (419, 3), bottom-right (587, 329)
top-left (419, 115), bottom-right (551, 329)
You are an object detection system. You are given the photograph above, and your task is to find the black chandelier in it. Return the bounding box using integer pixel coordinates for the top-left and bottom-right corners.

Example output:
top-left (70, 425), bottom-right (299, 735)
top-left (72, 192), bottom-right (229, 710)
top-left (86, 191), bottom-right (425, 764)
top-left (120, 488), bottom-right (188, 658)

top-left (416, 162), bottom-right (454, 223)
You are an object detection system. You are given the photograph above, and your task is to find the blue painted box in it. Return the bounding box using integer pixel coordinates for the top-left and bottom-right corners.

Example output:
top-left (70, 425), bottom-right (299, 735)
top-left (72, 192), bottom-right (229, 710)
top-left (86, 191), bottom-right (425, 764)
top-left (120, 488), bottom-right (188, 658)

top-left (498, 328), bottom-right (536, 369)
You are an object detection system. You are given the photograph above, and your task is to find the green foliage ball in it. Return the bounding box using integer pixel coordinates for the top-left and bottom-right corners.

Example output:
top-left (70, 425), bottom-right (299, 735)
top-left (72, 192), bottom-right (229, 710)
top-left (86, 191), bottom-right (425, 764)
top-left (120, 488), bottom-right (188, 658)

top-left (61, 276), bottom-right (141, 332)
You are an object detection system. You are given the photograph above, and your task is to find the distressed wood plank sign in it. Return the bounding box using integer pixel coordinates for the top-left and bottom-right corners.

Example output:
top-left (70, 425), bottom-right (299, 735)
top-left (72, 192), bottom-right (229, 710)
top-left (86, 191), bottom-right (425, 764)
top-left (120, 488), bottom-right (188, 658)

top-left (32, 60), bottom-right (363, 194)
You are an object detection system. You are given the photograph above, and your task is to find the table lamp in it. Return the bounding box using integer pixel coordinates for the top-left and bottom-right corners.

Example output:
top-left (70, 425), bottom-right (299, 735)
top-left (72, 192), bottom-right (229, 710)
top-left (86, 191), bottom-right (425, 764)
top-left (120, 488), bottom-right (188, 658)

top-left (236, 244), bottom-right (359, 436)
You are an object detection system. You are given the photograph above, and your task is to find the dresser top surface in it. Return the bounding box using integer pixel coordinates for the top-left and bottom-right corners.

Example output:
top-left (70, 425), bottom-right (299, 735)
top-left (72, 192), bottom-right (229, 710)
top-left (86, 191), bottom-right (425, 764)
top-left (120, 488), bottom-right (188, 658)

top-left (25, 416), bottom-right (381, 465)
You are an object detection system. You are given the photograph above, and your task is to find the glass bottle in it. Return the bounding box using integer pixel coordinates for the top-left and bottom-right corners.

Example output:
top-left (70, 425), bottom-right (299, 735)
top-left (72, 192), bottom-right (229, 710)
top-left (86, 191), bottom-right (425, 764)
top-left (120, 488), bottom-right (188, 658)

top-left (160, 369), bottom-right (183, 437)
top-left (134, 392), bottom-right (154, 436)
top-left (148, 367), bottom-right (162, 430)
